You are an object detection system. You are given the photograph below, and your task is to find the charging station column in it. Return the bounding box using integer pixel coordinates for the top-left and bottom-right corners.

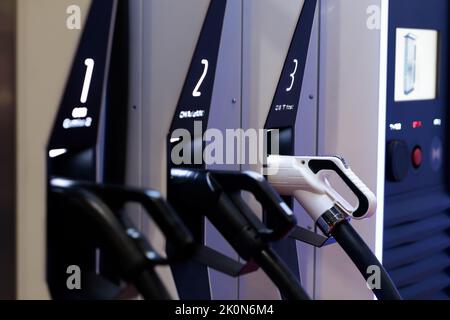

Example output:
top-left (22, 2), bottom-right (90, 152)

top-left (241, 0), bottom-right (319, 299)
top-left (47, 0), bottom-right (120, 299)
top-left (131, 0), bottom-right (243, 299)
top-left (263, 0), bottom-right (318, 297)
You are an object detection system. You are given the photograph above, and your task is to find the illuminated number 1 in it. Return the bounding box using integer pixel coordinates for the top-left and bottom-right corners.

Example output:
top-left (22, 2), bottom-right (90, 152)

top-left (192, 59), bottom-right (209, 97)
top-left (80, 58), bottom-right (95, 103)
top-left (286, 59), bottom-right (298, 92)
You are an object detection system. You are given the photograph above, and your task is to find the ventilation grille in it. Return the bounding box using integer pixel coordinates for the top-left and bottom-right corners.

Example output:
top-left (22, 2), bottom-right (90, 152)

top-left (384, 188), bottom-right (450, 300)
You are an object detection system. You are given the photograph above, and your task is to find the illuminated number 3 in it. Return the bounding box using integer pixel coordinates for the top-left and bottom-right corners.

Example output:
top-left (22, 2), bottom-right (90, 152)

top-left (81, 58), bottom-right (95, 103)
top-left (286, 59), bottom-right (298, 92)
top-left (193, 59), bottom-right (209, 97)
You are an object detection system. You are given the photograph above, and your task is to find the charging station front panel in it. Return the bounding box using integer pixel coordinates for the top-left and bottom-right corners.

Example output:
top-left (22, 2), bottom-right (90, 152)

top-left (47, 0), bottom-right (118, 299)
top-left (241, 0), bottom-right (308, 299)
top-left (384, 0), bottom-right (450, 299)
top-left (132, 0), bottom-right (242, 300)
top-left (263, 0), bottom-right (318, 297)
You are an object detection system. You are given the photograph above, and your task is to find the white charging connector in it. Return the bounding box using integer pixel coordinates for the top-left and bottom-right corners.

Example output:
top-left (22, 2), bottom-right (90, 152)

top-left (267, 155), bottom-right (377, 233)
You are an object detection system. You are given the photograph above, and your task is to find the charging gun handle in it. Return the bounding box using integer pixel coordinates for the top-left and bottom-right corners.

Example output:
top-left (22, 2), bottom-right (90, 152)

top-left (308, 158), bottom-right (377, 219)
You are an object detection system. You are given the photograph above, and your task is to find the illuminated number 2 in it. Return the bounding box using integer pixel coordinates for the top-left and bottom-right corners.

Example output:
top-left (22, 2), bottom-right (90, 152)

top-left (286, 59), bottom-right (298, 92)
top-left (193, 59), bottom-right (209, 97)
top-left (80, 58), bottom-right (95, 103)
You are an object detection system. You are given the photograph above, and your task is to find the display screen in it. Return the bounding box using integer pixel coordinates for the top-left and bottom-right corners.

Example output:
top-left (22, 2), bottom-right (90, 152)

top-left (395, 28), bottom-right (439, 102)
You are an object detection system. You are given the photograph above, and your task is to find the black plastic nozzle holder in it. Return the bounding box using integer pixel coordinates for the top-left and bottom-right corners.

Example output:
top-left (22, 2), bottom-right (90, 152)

top-left (169, 169), bottom-right (313, 299)
top-left (211, 171), bottom-right (296, 241)
top-left (169, 169), bottom-right (298, 268)
top-left (50, 179), bottom-right (181, 299)
top-left (51, 177), bottom-right (252, 282)
top-left (213, 171), bottom-right (334, 248)
top-left (289, 225), bottom-right (335, 248)
top-left (213, 171), bottom-right (335, 249)
top-left (260, 166), bottom-right (334, 248)
top-left (51, 177), bottom-right (194, 262)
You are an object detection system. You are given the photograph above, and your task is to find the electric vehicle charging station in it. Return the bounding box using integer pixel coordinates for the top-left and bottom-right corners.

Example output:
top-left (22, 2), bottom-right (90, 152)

top-left (45, 0), bottom-right (198, 300)
top-left (243, 0), bottom-right (449, 300)
top-left (243, 0), bottom-right (319, 299)
top-left (12, 0), bottom-right (449, 300)
top-left (46, 0), bottom-right (120, 299)
top-left (127, 0), bottom-right (399, 300)
top-left (164, 0), bottom-right (249, 300)
top-left (126, 0), bottom-right (245, 300)
top-left (242, 0), bottom-right (335, 299)
top-left (127, 0), bottom-right (312, 300)
top-left (242, 0), bottom-right (389, 300)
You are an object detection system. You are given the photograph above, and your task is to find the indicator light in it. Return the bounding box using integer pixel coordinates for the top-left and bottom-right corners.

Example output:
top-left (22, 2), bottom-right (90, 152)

top-left (390, 123), bottom-right (402, 131)
top-left (412, 121), bottom-right (423, 129)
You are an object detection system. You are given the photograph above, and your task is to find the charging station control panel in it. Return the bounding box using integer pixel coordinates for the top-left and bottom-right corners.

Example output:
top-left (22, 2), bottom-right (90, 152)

top-left (384, 0), bottom-right (450, 300)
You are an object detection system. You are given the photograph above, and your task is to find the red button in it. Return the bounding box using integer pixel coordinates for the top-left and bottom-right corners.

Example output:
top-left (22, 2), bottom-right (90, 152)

top-left (412, 147), bottom-right (423, 168)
